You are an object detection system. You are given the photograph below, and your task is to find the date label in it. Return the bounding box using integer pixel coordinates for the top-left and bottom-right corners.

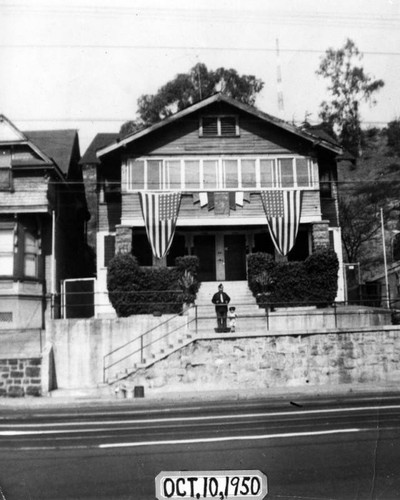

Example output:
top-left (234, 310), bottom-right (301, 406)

top-left (155, 470), bottom-right (268, 499)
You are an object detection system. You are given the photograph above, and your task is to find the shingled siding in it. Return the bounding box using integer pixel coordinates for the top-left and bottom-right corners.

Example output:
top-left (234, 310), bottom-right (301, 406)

top-left (121, 191), bottom-right (321, 224)
top-left (0, 174), bottom-right (49, 211)
top-left (0, 357), bottom-right (41, 397)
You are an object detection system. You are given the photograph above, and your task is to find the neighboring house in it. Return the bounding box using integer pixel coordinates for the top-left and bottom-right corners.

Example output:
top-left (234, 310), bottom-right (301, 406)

top-left (81, 94), bottom-right (345, 316)
top-left (367, 262), bottom-right (400, 308)
top-left (0, 115), bottom-right (90, 329)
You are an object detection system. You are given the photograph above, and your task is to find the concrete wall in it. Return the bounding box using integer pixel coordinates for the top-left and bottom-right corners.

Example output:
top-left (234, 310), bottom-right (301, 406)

top-left (47, 315), bottom-right (192, 388)
top-left (134, 326), bottom-right (400, 392)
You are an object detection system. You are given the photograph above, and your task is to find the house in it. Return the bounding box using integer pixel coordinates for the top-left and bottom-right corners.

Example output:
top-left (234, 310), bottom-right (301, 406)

top-left (82, 94), bottom-right (345, 316)
top-left (0, 115), bottom-right (90, 329)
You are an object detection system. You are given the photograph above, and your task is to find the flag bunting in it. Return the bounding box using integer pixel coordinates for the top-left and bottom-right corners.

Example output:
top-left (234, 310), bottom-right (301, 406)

top-left (139, 192), bottom-right (182, 259)
top-left (261, 190), bottom-right (302, 256)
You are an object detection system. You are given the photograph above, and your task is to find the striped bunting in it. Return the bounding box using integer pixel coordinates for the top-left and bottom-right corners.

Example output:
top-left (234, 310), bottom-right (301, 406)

top-left (261, 190), bottom-right (302, 256)
top-left (139, 192), bottom-right (182, 259)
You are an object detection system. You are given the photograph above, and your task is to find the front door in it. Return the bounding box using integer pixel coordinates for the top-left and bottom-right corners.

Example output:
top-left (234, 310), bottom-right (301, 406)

top-left (194, 235), bottom-right (216, 281)
top-left (224, 234), bottom-right (247, 280)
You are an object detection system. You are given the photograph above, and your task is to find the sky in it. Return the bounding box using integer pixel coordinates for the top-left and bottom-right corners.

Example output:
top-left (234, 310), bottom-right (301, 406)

top-left (1, 0), bottom-right (400, 153)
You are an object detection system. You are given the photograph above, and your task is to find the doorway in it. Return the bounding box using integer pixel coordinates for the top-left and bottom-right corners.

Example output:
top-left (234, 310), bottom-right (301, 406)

top-left (194, 233), bottom-right (247, 281)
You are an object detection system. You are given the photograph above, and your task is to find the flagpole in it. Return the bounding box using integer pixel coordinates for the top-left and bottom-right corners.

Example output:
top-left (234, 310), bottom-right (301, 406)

top-left (381, 208), bottom-right (390, 309)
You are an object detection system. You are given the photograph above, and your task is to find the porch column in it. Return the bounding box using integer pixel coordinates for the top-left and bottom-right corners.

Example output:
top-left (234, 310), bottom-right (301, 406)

top-left (115, 225), bottom-right (132, 254)
top-left (311, 221), bottom-right (330, 251)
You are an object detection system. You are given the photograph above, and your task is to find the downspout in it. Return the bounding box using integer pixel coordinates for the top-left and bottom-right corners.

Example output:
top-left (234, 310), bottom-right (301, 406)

top-left (51, 209), bottom-right (56, 318)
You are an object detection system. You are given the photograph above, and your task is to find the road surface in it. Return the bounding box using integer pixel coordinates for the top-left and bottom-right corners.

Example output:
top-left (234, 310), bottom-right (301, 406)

top-left (0, 393), bottom-right (400, 499)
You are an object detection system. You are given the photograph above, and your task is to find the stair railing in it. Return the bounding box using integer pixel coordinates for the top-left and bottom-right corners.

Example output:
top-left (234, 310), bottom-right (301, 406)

top-left (103, 305), bottom-right (198, 383)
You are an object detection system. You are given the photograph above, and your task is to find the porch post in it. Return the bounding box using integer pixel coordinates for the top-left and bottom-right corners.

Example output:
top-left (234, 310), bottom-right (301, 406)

top-left (115, 225), bottom-right (132, 254)
top-left (311, 221), bottom-right (330, 252)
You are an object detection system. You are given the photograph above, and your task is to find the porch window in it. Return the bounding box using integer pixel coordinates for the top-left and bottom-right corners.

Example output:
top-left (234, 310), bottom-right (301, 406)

top-left (127, 160), bottom-right (145, 190)
top-left (203, 160), bottom-right (218, 189)
top-left (241, 159), bottom-right (256, 188)
top-left (0, 228), bottom-right (14, 276)
top-left (222, 159), bottom-right (238, 188)
top-left (260, 159), bottom-right (275, 188)
top-left (147, 159), bottom-right (162, 190)
top-left (125, 155), bottom-right (314, 191)
top-left (279, 158), bottom-right (294, 188)
top-left (184, 160), bottom-right (200, 189)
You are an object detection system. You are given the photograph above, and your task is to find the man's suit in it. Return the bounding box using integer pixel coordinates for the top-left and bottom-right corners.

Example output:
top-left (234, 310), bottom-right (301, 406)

top-left (211, 290), bottom-right (231, 329)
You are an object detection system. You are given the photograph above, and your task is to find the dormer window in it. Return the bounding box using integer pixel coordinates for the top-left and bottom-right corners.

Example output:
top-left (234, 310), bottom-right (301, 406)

top-left (200, 116), bottom-right (239, 137)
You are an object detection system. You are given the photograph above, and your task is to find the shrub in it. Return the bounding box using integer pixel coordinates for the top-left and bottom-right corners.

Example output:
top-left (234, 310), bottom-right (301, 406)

top-left (175, 255), bottom-right (200, 303)
top-left (107, 253), bottom-right (200, 317)
top-left (247, 249), bottom-right (339, 308)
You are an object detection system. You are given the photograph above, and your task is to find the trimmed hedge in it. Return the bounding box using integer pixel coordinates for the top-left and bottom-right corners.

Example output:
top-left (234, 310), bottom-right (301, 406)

top-left (247, 249), bottom-right (339, 308)
top-left (107, 253), bottom-right (200, 317)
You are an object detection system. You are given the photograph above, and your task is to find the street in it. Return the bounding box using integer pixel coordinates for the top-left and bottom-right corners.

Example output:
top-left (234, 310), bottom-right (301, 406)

top-left (0, 394), bottom-right (400, 499)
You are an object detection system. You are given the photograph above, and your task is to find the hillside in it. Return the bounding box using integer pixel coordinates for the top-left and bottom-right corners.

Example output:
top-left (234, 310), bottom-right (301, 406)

top-left (337, 126), bottom-right (400, 282)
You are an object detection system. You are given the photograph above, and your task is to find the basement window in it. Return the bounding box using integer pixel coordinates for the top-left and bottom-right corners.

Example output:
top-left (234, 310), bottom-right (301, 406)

top-left (200, 116), bottom-right (239, 137)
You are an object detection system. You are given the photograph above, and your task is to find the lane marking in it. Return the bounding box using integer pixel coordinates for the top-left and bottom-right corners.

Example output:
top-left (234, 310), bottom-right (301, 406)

top-left (1, 404), bottom-right (399, 431)
top-left (99, 428), bottom-right (367, 448)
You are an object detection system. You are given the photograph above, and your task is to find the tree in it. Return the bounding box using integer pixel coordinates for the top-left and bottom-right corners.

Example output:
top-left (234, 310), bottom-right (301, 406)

top-left (120, 63), bottom-right (264, 136)
top-left (316, 38), bottom-right (384, 156)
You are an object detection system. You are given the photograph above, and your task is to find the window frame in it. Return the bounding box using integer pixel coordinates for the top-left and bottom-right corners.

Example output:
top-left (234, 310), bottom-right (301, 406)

top-left (0, 225), bottom-right (15, 277)
top-left (199, 115), bottom-right (240, 137)
top-left (125, 155), bottom-right (316, 192)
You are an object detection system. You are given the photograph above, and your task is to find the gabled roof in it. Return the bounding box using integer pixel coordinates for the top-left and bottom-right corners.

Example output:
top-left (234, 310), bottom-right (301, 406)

top-left (80, 133), bottom-right (119, 164)
top-left (97, 93), bottom-right (343, 158)
top-left (24, 129), bottom-right (78, 175)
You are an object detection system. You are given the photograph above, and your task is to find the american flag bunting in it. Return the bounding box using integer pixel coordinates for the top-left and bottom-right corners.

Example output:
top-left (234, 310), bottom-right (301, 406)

top-left (261, 190), bottom-right (302, 256)
top-left (139, 192), bottom-right (182, 259)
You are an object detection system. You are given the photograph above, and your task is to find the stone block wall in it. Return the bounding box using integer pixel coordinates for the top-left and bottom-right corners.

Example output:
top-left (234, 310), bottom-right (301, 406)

top-left (0, 357), bottom-right (42, 397)
top-left (132, 327), bottom-right (400, 392)
top-left (116, 225), bottom-right (132, 254)
top-left (311, 222), bottom-right (330, 251)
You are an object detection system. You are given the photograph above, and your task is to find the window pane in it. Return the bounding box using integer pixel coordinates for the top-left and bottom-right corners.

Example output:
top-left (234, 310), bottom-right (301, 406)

top-left (0, 229), bottom-right (13, 250)
top-left (223, 159), bottom-right (238, 188)
top-left (25, 254), bottom-right (37, 277)
top-left (279, 158), bottom-right (294, 187)
top-left (0, 255), bottom-right (13, 275)
top-left (241, 159), bottom-right (256, 188)
top-left (0, 168), bottom-right (11, 190)
top-left (184, 160), bottom-right (200, 189)
top-left (260, 159), bottom-right (274, 188)
top-left (24, 231), bottom-right (37, 277)
top-left (296, 158), bottom-right (310, 187)
top-left (147, 160), bottom-right (161, 190)
top-left (166, 160), bottom-right (181, 190)
top-left (0, 150), bottom-right (11, 167)
top-left (0, 228), bottom-right (13, 275)
top-left (129, 160), bottom-right (144, 190)
top-left (203, 160), bottom-right (218, 189)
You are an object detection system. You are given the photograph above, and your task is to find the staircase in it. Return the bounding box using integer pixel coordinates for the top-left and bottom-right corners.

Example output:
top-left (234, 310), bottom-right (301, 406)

top-left (106, 281), bottom-right (267, 384)
top-left (193, 281), bottom-right (267, 333)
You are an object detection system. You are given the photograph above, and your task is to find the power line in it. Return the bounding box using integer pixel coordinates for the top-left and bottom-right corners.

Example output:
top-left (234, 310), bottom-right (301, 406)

top-left (2, 44), bottom-right (400, 57)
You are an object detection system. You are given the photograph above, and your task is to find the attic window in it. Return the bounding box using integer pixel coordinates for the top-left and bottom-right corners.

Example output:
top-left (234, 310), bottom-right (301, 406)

top-left (0, 149), bottom-right (11, 190)
top-left (200, 116), bottom-right (239, 137)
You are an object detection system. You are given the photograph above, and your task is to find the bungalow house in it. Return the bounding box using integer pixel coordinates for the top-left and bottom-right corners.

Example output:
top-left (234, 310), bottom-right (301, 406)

top-left (82, 94), bottom-right (345, 316)
top-left (0, 115), bottom-right (90, 329)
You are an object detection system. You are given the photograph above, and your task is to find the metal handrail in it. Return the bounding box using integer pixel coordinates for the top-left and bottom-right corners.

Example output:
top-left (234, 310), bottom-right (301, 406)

top-left (103, 304), bottom-right (197, 383)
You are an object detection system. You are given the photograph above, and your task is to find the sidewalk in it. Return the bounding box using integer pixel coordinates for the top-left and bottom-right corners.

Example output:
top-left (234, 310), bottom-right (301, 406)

top-left (0, 382), bottom-right (399, 410)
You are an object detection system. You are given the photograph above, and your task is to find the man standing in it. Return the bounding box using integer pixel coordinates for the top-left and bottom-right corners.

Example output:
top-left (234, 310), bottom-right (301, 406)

top-left (211, 283), bottom-right (231, 331)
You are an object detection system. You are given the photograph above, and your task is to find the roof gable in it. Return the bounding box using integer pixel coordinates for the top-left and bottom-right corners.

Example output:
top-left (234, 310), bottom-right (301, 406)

top-left (24, 129), bottom-right (78, 175)
top-left (0, 115), bottom-right (27, 142)
top-left (97, 93), bottom-right (343, 158)
top-left (80, 133), bottom-right (119, 164)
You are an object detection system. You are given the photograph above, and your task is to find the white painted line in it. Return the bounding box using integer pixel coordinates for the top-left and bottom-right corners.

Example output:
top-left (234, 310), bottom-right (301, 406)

top-left (99, 428), bottom-right (365, 449)
top-left (1, 404), bottom-right (398, 430)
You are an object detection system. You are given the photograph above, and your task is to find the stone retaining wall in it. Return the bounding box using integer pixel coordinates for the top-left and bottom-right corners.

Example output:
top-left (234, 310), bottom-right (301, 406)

top-left (0, 357), bottom-right (42, 397)
top-left (132, 327), bottom-right (400, 392)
